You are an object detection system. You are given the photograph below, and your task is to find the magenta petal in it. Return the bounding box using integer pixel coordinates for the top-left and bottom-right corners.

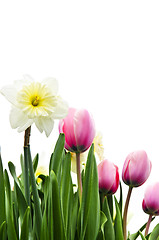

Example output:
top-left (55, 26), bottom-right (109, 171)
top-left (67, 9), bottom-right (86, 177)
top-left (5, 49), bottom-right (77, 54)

top-left (143, 183), bottom-right (159, 215)
top-left (122, 150), bottom-right (151, 187)
top-left (74, 109), bottom-right (95, 152)
top-left (59, 108), bottom-right (77, 151)
top-left (98, 159), bottom-right (119, 195)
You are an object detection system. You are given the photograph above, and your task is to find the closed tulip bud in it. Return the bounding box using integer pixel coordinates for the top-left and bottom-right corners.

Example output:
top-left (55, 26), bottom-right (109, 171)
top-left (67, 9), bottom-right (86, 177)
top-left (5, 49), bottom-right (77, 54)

top-left (122, 150), bottom-right (151, 187)
top-left (59, 108), bottom-right (95, 153)
top-left (98, 159), bottom-right (119, 195)
top-left (142, 182), bottom-right (159, 216)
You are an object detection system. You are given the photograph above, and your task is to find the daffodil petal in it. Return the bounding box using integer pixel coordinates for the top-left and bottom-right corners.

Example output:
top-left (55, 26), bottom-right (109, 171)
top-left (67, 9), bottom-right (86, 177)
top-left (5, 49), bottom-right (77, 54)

top-left (0, 85), bottom-right (17, 106)
top-left (35, 117), bottom-right (54, 137)
top-left (42, 77), bottom-right (58, 95)
top-left (10, 107), bottom-right (33, 131)
top-left (14, 75), bottom-right (34, 91)
top-left (52, 98), bottom-right (69, 119)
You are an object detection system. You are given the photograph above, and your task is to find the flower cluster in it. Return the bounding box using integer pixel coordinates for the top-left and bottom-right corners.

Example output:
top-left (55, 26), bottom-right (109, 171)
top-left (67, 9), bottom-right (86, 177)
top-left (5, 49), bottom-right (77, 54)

top-left (0, 76), bottom-right (159, 240)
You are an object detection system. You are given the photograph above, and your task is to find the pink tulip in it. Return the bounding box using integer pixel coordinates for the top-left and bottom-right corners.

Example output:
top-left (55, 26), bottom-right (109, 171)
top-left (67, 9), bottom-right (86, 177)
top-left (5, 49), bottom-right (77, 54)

top-left (59, 108), bottom-right (95, 153)
top-left (142, 182), bottom-right (159, 216)
top-left (122, 150), bottom-right (151, 187)
top-left (98, 159), bottom-right (119, 195)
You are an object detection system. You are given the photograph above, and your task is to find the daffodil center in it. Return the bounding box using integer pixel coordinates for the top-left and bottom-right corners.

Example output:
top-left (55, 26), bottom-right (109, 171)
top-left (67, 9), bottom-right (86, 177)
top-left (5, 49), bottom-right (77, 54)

top-left (31, 96), bottom-right (40, 106)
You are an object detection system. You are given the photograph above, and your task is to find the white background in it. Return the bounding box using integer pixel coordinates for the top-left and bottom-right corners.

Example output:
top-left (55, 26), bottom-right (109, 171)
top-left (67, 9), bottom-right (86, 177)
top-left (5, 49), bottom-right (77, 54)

top-left (0, 0), bottom-right (159, 235)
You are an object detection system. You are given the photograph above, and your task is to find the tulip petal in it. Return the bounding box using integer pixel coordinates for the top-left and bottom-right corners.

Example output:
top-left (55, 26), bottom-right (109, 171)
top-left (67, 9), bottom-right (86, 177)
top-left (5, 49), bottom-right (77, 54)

top-left (128, 151), bottom-right (151, 186)
top-left (98, 160), bottom-right (118, 194)
top-left (144, 183), bottom-right (159, 214)
top-left (60, 108), bottom-right (78, 151)
top-left (74, 109), bottom-right (95, 152)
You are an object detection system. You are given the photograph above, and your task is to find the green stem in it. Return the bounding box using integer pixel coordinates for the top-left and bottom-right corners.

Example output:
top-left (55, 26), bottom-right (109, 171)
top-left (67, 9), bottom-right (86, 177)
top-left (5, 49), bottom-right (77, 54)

top-left (123, 186), bottom-right (133, 240)
top-left (145, 214), bottom-right (152, 236)
top-left (24, 126), bottom-right (31, 205)
top-left (76, 152), bottom-right (82, 203)
top-left (27, 145), bottom-right (42, 239)
top-left (24, 147), bottom-right (30, 205)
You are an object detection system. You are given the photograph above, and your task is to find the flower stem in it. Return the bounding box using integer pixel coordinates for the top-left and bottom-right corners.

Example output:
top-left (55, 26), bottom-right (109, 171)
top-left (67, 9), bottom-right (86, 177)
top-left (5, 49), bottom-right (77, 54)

top-left (24, 126), bottom-right (31, 147)
top-left (123, 186), bottom-right (133, 240)
top-left (76, 152), bottom-right (82, 203)
top-left (24, 126), bottom-right (31, 205)
top-left (145, 215), bottom-right (152, 236)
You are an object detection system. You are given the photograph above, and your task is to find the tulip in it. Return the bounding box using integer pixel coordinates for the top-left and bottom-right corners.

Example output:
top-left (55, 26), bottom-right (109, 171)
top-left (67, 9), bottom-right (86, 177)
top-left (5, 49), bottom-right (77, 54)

top-left (98, 159), bottom-right (119, 195)
top-left (142, 182), bottom-right (159, 236)
top-left (122, 150), bottom-right (151, 240)
top-left (122, 150), bottom-right (151, 187)
top-left (59, 108), bottom-right (95, 153)
top-left (59, 107), bottom-right (95, 202)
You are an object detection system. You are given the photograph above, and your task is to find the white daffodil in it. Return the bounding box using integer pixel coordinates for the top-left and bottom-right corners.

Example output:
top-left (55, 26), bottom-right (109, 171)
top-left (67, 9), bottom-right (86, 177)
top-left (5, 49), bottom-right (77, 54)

top-left (0, 75), bottom-right (68, 137)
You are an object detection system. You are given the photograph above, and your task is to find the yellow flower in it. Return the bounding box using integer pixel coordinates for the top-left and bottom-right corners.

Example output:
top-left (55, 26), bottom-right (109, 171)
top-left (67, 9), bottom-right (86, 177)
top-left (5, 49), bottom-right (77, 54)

top-left (0, 75), bottom-right (68, 136)
top-left (35, 166), bottom-right (48, 184)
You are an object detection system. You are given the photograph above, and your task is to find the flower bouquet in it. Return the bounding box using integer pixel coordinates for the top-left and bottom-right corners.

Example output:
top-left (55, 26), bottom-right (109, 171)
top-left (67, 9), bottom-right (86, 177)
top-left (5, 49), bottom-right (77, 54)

top-left (0, 76), bottom-right (159, 240)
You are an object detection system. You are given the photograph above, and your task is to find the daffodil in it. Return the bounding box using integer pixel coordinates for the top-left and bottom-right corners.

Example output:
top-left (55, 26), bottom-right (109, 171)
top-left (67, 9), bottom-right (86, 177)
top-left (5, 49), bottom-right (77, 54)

top-left (0, 75), bottom-right (68, 137)
top-left (35, 166), bottom-right (48, 184)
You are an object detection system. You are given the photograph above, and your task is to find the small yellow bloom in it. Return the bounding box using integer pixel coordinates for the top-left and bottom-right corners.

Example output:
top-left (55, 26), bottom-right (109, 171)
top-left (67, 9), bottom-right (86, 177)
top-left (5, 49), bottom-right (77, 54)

top-left (35, 166), bottom-right (48, 184)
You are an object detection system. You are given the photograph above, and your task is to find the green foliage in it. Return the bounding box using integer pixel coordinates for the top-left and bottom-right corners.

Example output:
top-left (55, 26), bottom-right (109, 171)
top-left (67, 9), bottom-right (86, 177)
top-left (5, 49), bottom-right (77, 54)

top-left (0, 133), bottom-right (158, 239)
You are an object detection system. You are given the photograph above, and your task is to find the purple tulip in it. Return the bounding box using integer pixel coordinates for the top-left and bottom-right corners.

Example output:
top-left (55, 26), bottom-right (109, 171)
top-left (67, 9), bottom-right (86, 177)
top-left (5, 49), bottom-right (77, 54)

top-left (59, 108), bottom-right (95, 153)
top-left (98, 159), bottom-right (119, 195)
top-left (122, 150), bottom-right (151, 187)
top-left (142, 182), bottom-right (159, 216)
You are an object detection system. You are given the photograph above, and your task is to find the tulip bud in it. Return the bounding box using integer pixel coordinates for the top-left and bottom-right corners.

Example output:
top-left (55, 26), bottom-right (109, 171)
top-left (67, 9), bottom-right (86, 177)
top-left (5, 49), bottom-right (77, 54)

top-left (59, 108), bottom-right (95, 153)
top-left (122, 150), bottom-right (151, 187)
top-left (98, 159), bottom-right (119, 195)
top-left (142, 182), bottom-right (159, 216)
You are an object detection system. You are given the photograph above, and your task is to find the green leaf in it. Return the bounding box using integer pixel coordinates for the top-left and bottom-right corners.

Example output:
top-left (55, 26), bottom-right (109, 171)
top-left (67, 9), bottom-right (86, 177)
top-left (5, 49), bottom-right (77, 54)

top-left (84, 154), bottom-right (100, 240)
top-left (0, 154), bottom-right (5, 226)
top-left (129, 218), bottom-right (155, 240)
top-left (20, 207), bottom-right (30, 240)
top-left (8, 161), bottom-right (19, 186)
top-left (6, 208), bottom-right (18, 240)
top-left (14, 181), bottom-right (28, 223)
top-left (50, 170), bottom-right (64, 240)
top-left (33, 153), bottom-right (39, 173)
top-left (79, 144), bottom-right (100, 240)
top-left (118, 182), bottom-right (123, 215)
top-left (114, 197), bottom-right (124, 240)
top-left (107, 194), bottom-right (114, 220)
top-left (139, 231), bottom-right (147, 240)
top-left (60, 152), bottom-right (71, 238)
top-left (0, 221), bottom-right (6, 240)
top-left (70, 192), bottom-right (79, 240)
top-left (27, 146), bottom-right (42, 239)
top-left (149, 224), bottom-right (159, 240)
top-left (40, 206), bottom-right (49, 240)
top-left (96, 211), bottom-right (107, 240)
top-left (102, 197), bottom-right (115, 240)
top-left (49, 133), bottom-right (65, 175)
top-left (4, 169), bottom-right (12, 208)
top-left (80, 144), bottom-right (94, 239)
